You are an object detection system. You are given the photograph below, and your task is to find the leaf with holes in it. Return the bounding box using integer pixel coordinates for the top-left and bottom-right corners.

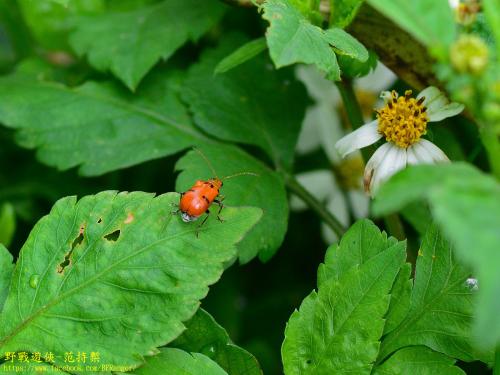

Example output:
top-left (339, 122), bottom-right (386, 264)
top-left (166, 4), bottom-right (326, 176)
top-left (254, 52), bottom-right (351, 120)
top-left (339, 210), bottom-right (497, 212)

top-left (175, 144), bottom-right (287, 263)
top-left (132, 348), bottom-right (227, 375)
top-left (282, 219), bottom-right (406, 374)
top-left (171, 308), bottom-right (263, 375)
top-left (262, 0), bottom-right (368, 81)
top-left (0, 191), bottom-right (261, 371)
top-left (70, 0), bottom-right (226, 90)
top-left (377, 224), bottom-right (490, 364)
top-left (373, 346), bottom-right (465, 375)
top-left (0, 65), bottom-right (208, 176)
top-left (182, 34), bottom-right (307, 170)
top-left (0, 245), bottom-right (14, 311)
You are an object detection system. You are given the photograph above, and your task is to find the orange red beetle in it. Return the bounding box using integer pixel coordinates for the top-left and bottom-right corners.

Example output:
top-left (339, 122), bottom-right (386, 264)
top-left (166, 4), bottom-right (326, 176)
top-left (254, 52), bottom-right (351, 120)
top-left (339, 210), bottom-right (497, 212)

top-left (176, 148), bottom-right (257, 235)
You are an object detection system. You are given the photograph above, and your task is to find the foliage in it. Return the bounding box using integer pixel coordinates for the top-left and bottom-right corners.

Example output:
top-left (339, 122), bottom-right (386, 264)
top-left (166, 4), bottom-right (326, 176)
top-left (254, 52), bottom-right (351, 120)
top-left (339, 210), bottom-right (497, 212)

top-left (0, 0), bottom-right (498, 373)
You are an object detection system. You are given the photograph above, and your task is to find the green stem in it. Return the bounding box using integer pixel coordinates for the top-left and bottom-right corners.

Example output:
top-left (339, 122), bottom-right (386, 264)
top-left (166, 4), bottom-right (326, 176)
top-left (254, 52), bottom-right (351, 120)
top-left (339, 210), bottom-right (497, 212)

top-left (283, 172), bottom-right (346, 237)
top-left (335, 79), bottom-right (364, 129)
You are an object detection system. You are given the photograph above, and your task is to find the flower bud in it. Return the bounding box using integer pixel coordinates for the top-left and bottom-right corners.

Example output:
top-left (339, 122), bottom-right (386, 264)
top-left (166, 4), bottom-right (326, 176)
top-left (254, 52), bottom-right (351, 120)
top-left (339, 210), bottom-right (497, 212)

top-left (450, 34), bottom-right (489, 75)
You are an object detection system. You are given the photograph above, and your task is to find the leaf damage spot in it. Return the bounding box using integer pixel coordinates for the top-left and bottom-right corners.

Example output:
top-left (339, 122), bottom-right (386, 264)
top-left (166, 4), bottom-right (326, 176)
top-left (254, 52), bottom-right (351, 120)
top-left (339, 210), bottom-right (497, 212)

top-left (97, 217), bottom-right (102, 224)
top-left (57, 226), bottom-right (85, 274)
top-left (124, 213), bottom-right (134, 224)
top-left (104, 229), bottom-right (121, 242)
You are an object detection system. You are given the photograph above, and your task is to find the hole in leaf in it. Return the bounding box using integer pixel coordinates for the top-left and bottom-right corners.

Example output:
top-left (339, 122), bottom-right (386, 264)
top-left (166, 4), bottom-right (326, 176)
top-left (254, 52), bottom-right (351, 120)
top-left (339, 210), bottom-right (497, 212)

top-left (305, 359), bottom-right (312, 365)
top-left (104, 229), bottom-right (121, 242)
top-left (57, 230), bottom-right (84, 274)
top-left (97, 218), bottom-right (102, 224)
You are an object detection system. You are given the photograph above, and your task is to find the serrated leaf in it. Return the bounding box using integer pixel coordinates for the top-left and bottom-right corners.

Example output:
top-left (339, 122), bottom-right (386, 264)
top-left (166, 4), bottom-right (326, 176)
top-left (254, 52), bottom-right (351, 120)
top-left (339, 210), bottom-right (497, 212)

top-left (324, 28), bottom-right (368, 61)
top-left (367, 0), bottom-right (456, 57)
top-left (373, 162), bottom-right (500, 349)
top-left (0, 67), bottom-right (207, 176)
top-left (317, 219), bottom-right (399, 286)
top-left (132, 348), bottom-right (227, 375)
top-left (171, 308), bottom-right (263, 375)
top-left (0, 191), bottom-right (261, 371)
top-left (182, 35), bottom-right (307, 170)
top-left (262, 0), bottom-right (368, 81)
top-left (383, 263), bottom-right (411, 335)
top-left (373, 346), bottom-right (465, 375)
top-left (175, 144), bottom-right (287, 263)
top-left (70, 0), bottom-right (226, 90)
top-left (282, 219), bottom-right (406, 374)
top-left (0, 245), bottom-right (14, 311)
top-left (378, 224), bottom-right (488, 363)
top-left (329, 0), bottom-right (364, 28)
top-left (215, 37), bottom-right (268, 75)
top-left (0, 202), bottom-right (16, 247)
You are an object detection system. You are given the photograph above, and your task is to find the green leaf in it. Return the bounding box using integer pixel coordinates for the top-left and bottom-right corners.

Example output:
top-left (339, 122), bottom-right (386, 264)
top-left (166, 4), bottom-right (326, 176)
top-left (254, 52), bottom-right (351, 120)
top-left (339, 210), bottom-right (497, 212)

top-left (324, 28), bottom-right (369, 61)
top-left (367, 0), bottom-right (456, 57)
top-left (70, 0), bottom-right (226, 90)
top-left (182, 35), bottom-right (307, 170)
top-left (0, 245), bottom-right (14, 311)
top-left (262, 0), bottom-right (368, 81)
top-left (373, 346), bottom-right (465, 375)
top-left (378, 224), bottom-right (488, 363)
top-left (0, 191), bottom-right (261, 370)
top-left (215, 37), bottom-right (268, 75)
top-left (175, 144), bottom-right (287, 263)
top-left (329, 0), bottom-right (364, 28)
top-left (171, 308), bottom-right (263, 375)
top-left (0, 202), bottom-right (16, 247)
top-left (317, 219), bottom-right (399, 286)
top-left (0, 66), bottom-right (207, 176)
top-left (132, 348), bottom-right (227, 375)
top-left (373, 162), bottom-right (500, 349)
top-left (18, 0), bottom-right (104, 51)
top-left (337, 49), bottom-right (378, 79)
top-left (383, 263), bottom-right (412, 335)
top-left (282, 219), bottom-right (406, 374)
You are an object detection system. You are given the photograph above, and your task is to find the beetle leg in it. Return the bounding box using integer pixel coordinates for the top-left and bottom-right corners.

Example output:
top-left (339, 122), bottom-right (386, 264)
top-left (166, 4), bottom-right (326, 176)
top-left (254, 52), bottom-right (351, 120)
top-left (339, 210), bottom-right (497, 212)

top-left (213, 200), bottom-right (224, 223)
top-left (195, 211), bottom-right (210, 238)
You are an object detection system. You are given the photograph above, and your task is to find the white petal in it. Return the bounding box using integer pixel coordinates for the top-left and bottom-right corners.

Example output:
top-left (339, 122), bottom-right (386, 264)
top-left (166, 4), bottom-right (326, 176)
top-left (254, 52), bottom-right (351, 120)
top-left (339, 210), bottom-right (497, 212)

top-left (417, 86), bottom-right (441, 102)
top-left (335, 120), bottom-right (382, 158)
top-left (356, 62), bottom-right (397, 93)
top-left (316, 102), bottom-right (344, 164)
top-left (407, 141), bottom-right (435, 165)
top-left (290, 170), bottom-right (337, 211)
top-left (367, 143), bottom-right (407, 196)
top-left (363, 142), bottom-right (392, 195)
top-left (428, 102), bottom-right (465, 122)
top-left (347, 189), bottom-right (370, 219)
top-left (417, 86), bottom-right (464, 121)
top-left (321, 193), bottom-right (350, 243)
top-left (295, 65), bottom-right (340, 104)
top-left (417, 139), bottom-right (450, 162)
top-left (296, 105), bottom-right (323, 155)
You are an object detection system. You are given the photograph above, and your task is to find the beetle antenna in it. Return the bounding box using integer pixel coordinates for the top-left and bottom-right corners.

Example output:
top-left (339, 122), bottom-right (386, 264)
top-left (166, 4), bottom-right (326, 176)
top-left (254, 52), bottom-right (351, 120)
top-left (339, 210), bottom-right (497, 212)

top-left (222, 172), bottom-right (259, 181)
top-left (192, 147), bottom-right (218, 179)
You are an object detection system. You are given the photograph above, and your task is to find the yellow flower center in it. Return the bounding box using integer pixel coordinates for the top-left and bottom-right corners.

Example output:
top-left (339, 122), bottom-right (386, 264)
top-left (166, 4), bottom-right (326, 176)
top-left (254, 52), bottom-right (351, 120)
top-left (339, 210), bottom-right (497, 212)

top-left (377, 90), bottom-right (428, 148)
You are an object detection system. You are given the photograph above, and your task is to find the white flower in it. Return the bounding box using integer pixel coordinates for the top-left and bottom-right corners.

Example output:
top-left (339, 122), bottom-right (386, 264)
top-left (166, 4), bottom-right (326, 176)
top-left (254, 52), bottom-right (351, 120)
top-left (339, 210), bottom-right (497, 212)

top-left (292, 64), bottom-right (395, 242)
top-left (336, 86), bottom-right (464, 196)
